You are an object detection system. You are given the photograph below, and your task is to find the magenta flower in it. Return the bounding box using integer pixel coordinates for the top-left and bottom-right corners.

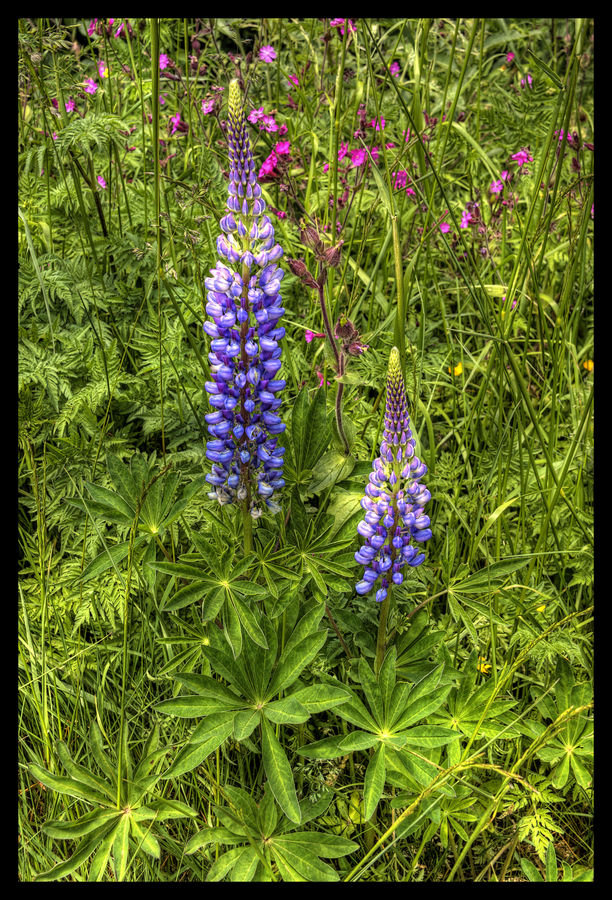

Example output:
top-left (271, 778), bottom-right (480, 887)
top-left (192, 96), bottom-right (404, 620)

top-left (97, 175), bottom-right (107, 189)
top-left (259, 45), bottom-right (277, 63)
top-left (511, 148), bottom-right (533, 167)
top-left (98, 60), bottom-right (109, 79)
top-left (65, 98), bottom-right (75, 113)
top-left (350, 148), bottom-right (367, 168)
top-left (85, 78), bottom-right (98, 95)
top-left (159, 53), bottom-right (170, 70)
top-left (278, 123), bottom-right (288, 136)
top-left (258, 152), bottom-right (278, 179)
top-left (170, 112), bottom-right (181, 135)
top-left (288, 74), bottom-right (299, 87)
top-left (114, 22), bottom-right (124, 37)
top-left (248, 107), bottom-right (265, 125)
top-left (389, 61), bottom-right (400, 77)
top-left (202, 97), bottom-right (215, 114)
top-left (460, 209), bottom-right (472, 229)
top-left (392, 170), bottom-right (408, 190)
top-left (439, 222), bottom-right (450, 233)
top-left (490, 179), bottom-right (504, 194)
top-left (370, 116), bottom-right (385, 131)
top-left (506, 51), bottom-right (515, 63)
top-left (305, 330), bottom-right (325, 344)
top-left (330, 18), bottom-right (356, 36)
top-left (87, 19), bottom-right (97, 36)
top-left (261, 115), bottom-right (278, 133)
top-left (275, 140), bottom-right (291, 156)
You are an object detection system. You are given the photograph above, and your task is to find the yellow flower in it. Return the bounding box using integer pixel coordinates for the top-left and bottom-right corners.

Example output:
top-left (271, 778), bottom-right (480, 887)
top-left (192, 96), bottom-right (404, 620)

top-left (477, 656), bottom-right (492, 674)
top-left (448, 362), bottom-right (463, 377)
top-left (583, 359), bottom-right (594, 372)
top-left (536, 604), bottom-right (546, 612)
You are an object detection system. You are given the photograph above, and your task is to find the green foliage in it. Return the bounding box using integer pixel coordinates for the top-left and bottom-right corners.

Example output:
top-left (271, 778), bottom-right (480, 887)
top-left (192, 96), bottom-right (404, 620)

top-left (18, 16), bottom-right (593, 883)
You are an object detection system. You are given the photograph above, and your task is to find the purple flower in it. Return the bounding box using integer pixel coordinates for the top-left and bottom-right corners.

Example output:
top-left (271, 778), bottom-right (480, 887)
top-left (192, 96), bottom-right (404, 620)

top-left (85, 78), bottom-right (98, 95)
top-left (159, 53), bottom-right (170, 70)
top-left (203, 80), bottom-right (286, 517)
top-left (258, 45), bottom-right (277, 63)
top-left (354, 347), bottom-right (431, 600)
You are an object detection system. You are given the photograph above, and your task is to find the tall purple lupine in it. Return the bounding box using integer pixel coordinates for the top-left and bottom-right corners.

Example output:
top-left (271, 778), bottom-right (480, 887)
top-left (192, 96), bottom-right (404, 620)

top-left (355, 347), bottom-right (432, 601)
top-left (204, 79), bottom-right (286, 518)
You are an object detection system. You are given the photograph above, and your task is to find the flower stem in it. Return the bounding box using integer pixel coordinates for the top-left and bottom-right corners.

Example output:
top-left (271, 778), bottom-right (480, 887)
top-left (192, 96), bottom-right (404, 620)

top-left (242, 499), bottom-right (253, 554)
top-left (374, 584), bottom-right (392, 675)
top-left (316, 269), bottom-right (350, 455)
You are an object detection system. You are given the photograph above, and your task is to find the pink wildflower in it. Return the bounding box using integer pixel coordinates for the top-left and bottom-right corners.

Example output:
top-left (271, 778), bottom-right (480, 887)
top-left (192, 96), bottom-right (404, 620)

top-left (85, 78), bottom-right (98, 95)
top-left (305, 330), bottom-right (325, 343)
top-left (370, 116), bottom-right (385, 131)
top-left (261, 115), bottom-right (278, 133)
top-left (392, 170), bottom-right (408, 190)
top-left (490, 179), bottom-right (504, 194)
top-left (439, 222), bottom-right (451, 233)
top-left (389, 61), bottom-right (400, 77)
top-left (87, 19), bottom-right (97, 36)
top-left (258, 152), bottom-right (278, 178)
top-left (275, 140), bottom-right (291, 156)
top-left (98, 61), bottom-right (109, 79)
top-left (278, 123), bottom-right (288, 136)
top-left (288, 74), bottom-right (299, 87)
top-left (65, 98), bottom-right (75, 113)
top-left (114, 22), bottom-right (124, 37)
top-left (330, 18), bottom-right (356, 36)
top-left (350, 148), bottom-right (367, 168)
top-left (97, 175), bottom-right (107, 189)
top-left (259, 45), bottom-right (277, 63)
top-left (201, 97), bottom-right (215, 114)
top-left (506, 51), bottom-right (515, 63)
top-left (511, 148), bottom-right (533, 167)
top-left (170, 112), bottom-right (181, 135)
top-left (247, 107), bottom-right (265, 125)
top-left (159, 53), bottom-right (170, 70)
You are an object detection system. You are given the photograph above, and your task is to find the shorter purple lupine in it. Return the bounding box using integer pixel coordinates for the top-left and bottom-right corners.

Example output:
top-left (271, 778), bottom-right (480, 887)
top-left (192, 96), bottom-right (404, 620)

top-left (355, 347), bottom-right (432, 601)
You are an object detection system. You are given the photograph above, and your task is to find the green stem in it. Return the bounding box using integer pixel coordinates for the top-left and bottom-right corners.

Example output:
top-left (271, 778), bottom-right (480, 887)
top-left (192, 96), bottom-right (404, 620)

top-left (242, 500), bottom-right (253, 555)
top-left (374, 585), bottom-right (392, 675)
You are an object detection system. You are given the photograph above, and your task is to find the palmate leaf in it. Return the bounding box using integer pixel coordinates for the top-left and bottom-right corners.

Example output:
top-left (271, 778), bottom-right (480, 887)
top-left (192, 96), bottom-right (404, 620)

top-left (32, 722), bottom-right (197, 881)
top-left (186, 785), bottom-right (357, 882)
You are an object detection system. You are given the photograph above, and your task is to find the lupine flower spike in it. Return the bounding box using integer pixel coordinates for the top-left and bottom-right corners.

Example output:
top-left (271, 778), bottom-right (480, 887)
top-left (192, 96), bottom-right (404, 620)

top-left (355, 347), bottom-right (432, 603)
top-left (203, 79), bottom-right (286, 536)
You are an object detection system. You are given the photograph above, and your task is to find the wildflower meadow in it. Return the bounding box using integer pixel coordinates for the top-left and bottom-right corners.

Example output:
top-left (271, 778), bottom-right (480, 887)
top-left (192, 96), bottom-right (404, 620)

top-left (18, 18), bottom-right (594, 882)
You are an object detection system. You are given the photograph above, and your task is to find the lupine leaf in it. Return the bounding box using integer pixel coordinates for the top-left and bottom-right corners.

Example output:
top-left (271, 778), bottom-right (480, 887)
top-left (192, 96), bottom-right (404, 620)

top-left (266, 630), bottom-right (328, 697)
top-left (363, 743), bottom-right (386, 820)
top-left (263, 696), bottom-right (310, 725)
top-left (260, 716), bottom-right (301, 823)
